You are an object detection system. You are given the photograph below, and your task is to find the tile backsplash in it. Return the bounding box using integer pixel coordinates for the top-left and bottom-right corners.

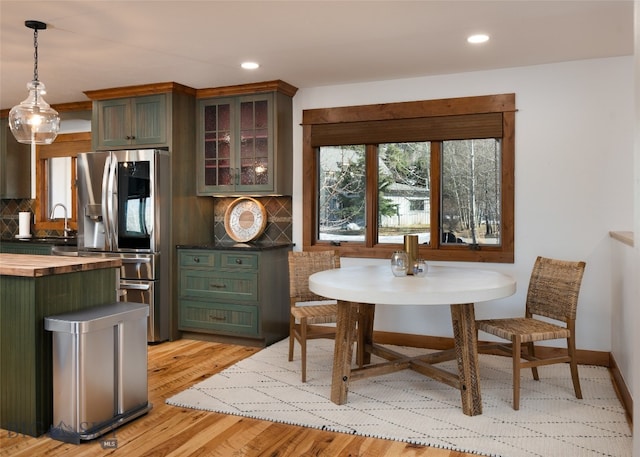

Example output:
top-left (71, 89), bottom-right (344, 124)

top-left (1, 196), bottom-right (294, 244)
top-left (0, 199), bottom-right (35, 239)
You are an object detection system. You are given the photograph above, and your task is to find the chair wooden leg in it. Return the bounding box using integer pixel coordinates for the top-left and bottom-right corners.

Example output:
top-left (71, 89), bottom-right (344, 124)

top-left (300, 317), bottom-right (308, 383)
top-left (288, 314), bottom-right (295, 362)
top-left (568, 336), bottom-right (582, 399)
top-left (526, 342), bottom-right (539, 380)
top-left (512, 337), bottom-right (521, 410)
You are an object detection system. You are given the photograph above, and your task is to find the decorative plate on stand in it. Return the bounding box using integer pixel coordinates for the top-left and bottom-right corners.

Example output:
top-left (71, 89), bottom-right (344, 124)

top-left (224, 197), bottom-right (267, 242)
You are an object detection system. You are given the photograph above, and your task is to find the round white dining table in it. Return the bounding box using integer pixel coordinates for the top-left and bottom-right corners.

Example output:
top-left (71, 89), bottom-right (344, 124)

top-left (309, 263), bottom-right (516, 416)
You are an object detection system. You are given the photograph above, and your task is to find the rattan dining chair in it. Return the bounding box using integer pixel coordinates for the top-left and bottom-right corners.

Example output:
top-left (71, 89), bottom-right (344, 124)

top-left (476, 256), bottom-right (586, 410)
top-left (288, 250), bottom-right (341, 382)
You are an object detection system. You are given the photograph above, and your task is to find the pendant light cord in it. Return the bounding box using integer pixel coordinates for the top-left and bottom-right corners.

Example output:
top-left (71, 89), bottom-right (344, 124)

top-left (33, 27), bottom-right (39, 82)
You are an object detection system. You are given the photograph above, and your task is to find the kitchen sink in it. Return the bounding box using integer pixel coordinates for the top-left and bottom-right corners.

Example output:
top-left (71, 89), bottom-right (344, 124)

top-left (51, 245), bottom-right (79, 257)
top-left (23, 236), bottom-right (79, 256)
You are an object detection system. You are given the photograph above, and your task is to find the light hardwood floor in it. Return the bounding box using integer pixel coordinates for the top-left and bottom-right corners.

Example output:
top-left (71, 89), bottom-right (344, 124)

top-left (1, 338), bottom-right (476, 457)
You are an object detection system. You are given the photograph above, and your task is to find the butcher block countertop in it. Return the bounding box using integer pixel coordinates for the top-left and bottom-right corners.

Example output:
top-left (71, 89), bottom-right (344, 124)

top-left (0, 254), bottom-right (121, 278)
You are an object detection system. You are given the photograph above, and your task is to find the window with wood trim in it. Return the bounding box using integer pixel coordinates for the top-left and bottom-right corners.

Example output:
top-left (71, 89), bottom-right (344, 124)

top-left (35, 132), bottom-right (92, 234)
top-left (302, 94), bottom-right (515, 263)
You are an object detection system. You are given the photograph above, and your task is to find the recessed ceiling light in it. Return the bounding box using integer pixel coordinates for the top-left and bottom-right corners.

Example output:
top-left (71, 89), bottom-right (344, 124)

top-left (467, 34), bottom-right (489, 44)
top-left (241, 62), bottom-right (260, 70)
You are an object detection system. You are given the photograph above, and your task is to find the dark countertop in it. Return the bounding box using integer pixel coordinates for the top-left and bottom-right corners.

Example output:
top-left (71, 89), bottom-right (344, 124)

top-left (177, 241), bottom-right (293, 251)
top-left (1, 236), bottom-right (77, 246)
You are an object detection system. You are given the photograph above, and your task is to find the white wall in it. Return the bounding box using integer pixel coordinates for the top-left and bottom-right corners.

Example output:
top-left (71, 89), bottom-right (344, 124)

top-left (611, 239), bottom-right (636, 391)
top-left (291, 56), bottom-right (634, 353)
top-left (632, 2), bottom-right (639, 455)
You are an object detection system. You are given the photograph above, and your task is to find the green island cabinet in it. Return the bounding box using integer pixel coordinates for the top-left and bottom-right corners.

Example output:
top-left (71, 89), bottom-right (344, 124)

top-left (178, 245), bottom-right (291, 346)
top-left (196, 80), bottom-right (298, 196)
top-left (0, 254), bottom-right (121, 437)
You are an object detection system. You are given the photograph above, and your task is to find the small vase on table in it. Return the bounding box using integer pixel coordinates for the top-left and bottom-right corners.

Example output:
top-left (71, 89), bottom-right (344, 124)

top-left (390, 250), bottom-right (409, 277)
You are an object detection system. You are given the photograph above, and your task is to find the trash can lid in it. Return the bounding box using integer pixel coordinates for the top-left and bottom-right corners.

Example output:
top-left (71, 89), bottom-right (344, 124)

top-left (44, 302), bottom-right (149, 334)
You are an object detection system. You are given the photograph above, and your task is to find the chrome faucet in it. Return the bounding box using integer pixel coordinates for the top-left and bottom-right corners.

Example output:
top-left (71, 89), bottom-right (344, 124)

top-left (50, 203), bottom-right (72, 236)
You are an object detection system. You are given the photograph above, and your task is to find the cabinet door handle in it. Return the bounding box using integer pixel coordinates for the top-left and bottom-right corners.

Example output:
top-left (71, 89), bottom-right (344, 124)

top-left (192, 257), bottom-right (200, 263)
top-left (235, 258), bottom-right (242, 264)
top-left (209, 315), bottom-right (226, 321)
top-left (209, 283), bottom-right (226, 289)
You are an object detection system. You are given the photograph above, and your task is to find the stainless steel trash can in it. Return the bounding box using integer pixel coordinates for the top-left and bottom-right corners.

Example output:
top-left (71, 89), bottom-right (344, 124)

top-left (45, 302), bottom-right (152, 443)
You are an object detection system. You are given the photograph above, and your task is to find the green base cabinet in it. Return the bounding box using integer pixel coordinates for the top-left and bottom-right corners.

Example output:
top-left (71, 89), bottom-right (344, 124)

top-left (178, 246), bottom-right (290, 346)
top-left (0, 242), bottom-right (52, 255)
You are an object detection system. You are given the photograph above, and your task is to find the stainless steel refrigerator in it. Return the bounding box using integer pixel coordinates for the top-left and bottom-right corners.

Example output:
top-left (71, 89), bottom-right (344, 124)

top-left (77, 149), bottom-right (170, 342)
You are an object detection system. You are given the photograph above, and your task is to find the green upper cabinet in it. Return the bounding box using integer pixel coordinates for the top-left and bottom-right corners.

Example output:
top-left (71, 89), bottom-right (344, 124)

top-left (0, 119), bottom-right (31, 198)
top-left (196, 81), bottom-right (297, 196)
top-left (84, 83), bottom-right (199, 152)
top-left (92, 94), bottom-right (166, 149)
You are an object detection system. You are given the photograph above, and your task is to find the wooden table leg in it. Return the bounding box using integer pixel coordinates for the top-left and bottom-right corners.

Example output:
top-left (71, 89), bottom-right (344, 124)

top-left (356, 303), bottom-right (375, 367)
top-left (450, 303), bottom-right (482, 416)
top-left (330, 300), bottom-right (359, 405)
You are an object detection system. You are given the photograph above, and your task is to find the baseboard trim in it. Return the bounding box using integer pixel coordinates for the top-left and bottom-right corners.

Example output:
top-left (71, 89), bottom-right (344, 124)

top-left (609, 353), bottom-right (633, 424)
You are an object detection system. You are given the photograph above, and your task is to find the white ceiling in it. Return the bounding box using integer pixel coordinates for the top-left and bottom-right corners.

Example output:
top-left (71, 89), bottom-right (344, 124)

top-left (0, 1), bottom-right (634, 109)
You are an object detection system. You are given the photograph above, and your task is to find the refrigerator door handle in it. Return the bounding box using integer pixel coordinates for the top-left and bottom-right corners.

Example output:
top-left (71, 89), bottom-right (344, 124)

top-left (101, 154), bottom-right (112, 250)
top-left (105, 155), bottom-right (118, 250)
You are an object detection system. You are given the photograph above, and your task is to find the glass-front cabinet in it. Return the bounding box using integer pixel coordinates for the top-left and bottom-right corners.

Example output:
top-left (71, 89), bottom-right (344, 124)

top-left (196, 81), bottom-right (296, 196)
top-left (200, 95), bottom-right (271, 193)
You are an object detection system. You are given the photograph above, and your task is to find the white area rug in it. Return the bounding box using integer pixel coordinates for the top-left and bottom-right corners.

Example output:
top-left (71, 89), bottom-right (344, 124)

top-left (166, 338), bottom-right (631, 457)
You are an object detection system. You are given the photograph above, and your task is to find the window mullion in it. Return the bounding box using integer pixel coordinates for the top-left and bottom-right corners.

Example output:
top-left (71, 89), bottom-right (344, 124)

top-left (430, 142), bottom-right (442, 250)
top-left (365, 144), bottom-right (378, 248)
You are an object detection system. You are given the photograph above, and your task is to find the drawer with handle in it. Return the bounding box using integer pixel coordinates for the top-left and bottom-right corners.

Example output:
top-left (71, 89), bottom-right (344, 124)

top-left (220, 253), bottom-right (258, 269)
top-left (179, 250), bottom-right (216, 268)
top-left (179, 269), bottom-right (258, 301)
top-left (179, 299), bottom-right (259, 336)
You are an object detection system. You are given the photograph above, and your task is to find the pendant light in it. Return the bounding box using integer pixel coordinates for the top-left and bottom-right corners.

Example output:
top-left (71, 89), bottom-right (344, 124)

top-left (9, 20), bottom-right (60, 145)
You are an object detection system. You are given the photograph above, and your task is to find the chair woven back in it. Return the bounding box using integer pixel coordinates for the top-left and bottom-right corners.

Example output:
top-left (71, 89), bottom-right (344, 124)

top-left (525, 256), bottom-right (586, 322)
top-left (288, 250), bottom-right (340, 303)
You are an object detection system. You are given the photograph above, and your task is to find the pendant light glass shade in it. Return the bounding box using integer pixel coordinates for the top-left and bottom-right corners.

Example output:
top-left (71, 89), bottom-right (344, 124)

top-left (9, 80), bottom-right (60, 144)
top-left (9, 20), bottom-right (60, 145)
